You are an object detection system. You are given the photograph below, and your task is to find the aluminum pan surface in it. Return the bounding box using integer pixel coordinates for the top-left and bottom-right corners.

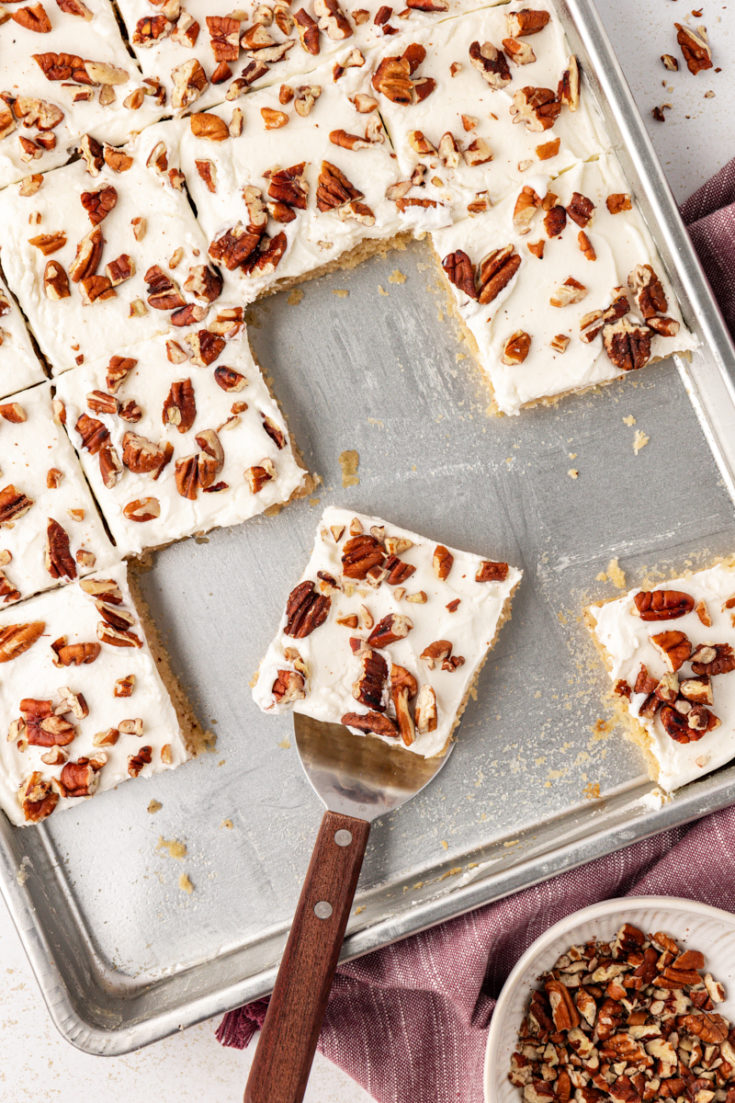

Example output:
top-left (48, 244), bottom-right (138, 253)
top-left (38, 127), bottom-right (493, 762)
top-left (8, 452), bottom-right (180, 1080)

top-left (2, 0), bottom-right (735, 1057)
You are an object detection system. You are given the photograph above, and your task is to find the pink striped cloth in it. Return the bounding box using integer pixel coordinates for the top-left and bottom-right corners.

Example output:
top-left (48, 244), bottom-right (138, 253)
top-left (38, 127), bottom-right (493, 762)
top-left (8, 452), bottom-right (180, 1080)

top-left (217, 159), bottom-right (735, 1101)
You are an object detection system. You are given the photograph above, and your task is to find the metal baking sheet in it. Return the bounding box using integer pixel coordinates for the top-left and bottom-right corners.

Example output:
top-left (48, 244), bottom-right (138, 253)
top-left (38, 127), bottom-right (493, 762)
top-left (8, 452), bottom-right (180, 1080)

top-left (2, 0), bottom-right (735, 1057)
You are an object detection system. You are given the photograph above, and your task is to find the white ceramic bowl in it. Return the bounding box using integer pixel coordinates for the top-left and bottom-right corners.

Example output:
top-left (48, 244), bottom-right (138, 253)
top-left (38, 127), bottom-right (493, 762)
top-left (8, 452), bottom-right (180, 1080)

top-left (484, 896), bottom-right (735, 1103)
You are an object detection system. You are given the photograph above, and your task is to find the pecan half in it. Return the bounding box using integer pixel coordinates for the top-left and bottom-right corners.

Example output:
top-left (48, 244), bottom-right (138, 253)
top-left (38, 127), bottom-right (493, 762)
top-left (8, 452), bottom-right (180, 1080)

top-left (60, 757), bottom-right (102, 798)
top-left (283, 580), bottom-right (330, 638)
top-left (0, 621), bottom-right (45, 662)
top-left (122, 432), bottom-right (173, 479)
top-left (341, 533), bottom-right (385, 579)
top-left (545, 979), bottom-right (580, 1031)
top-left (45, 519), bottom-right (76, 580)
top-left (691, 643), bottom-right (735, 677)
top-left (634, 590), bottom-right (695, 621)
top-left (43, 259), bottom-right (70, 300)
top-left (502, 331), bottom-right (531, 366)
top-left (505, 9), bottom-right (550, 36)
top-left (603, 317), bottom-right (652, 371)
top-left (628, 263), bottom-right (667, 320)
top-left (441, 250), bottom-right (478, 300)
top-left (352, 643), bottom-right (388, 710)
top-left (69, 225), bottom-right (103, 283)
top-left (478, 245), bottom-right (521, 305)
top-left (390, 663), bottom-right (418, 746)
top-left (190, 112), bottom-right (229, 141)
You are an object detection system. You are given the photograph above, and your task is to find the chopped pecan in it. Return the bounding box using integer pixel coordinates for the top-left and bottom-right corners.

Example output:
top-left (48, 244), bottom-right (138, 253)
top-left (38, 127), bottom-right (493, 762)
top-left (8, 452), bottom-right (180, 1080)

top-left (122, 432), bottom-right (173, 479)
top-left (606, 192), bottom-right (632, 214)
top-left (50, 636), bottom-right (100, 666)
top-left (634, 589), bottom-right (694, 620)
top-left (545, 979), bottom-right (580, 1031)
top-left (283, 580), bottom-right (331, 638)
top-left (468, 40), bottom-right (511, 89)
top-left (190, 112), bottom-right (229, 141)
top-left (45, 519), bottom-right (76, 580)
top-left (68, 225), bottom-right (102, 283)
top-left (316, 159), bottom-right (363, 212)
top-left (341, 710), bottom-right (399, 738)
top-left (0, 485), bottom-right (34, 525)
top-left (390, 663), bottom-right (418, 746)
top-left (506, 9), bottom-right (550, 36)
top-left (603, 317), bottom-right (651, 371)
top-left (43, 260), bottom-right (70, 300)
top-left (60, 757), bottom-right (102, 798)
top-left (162, 378), bottom-right (196, 433)
top-left (503, 37), bottom-right (536, 65)
top-left (691, 643), bottom-right (735, 676)
top-left (566, 191), bottom-right (595, 227)
top-left (372, 47), bottom-right (435, 104)
top-left (414, 684), bottom-right (437, 734)
top-left (420, 640), bottom-right (452, 669)
top-left (272, 669), bottom-right (306, 703)
top-left (367, 613), bottom-right (412, 647)
top-left (502, 331), bottom-right (531, 365)
top-left (651, 630), bottom-right (692, 672)
top-left (214, 366), bottom-right (247, 392)
top-left (206, 14), bottom-right (240, 61)
top-left (550, 277), bottom-right (587, 308)
top-left (246, 460), bottom-right (275, 493)
top-left (209, 222), bottom-right (263, 270)
top-left (433, 545), bottom-right (454, 581)
top-left (558, 56), bottom-right (580, 111)
top-left (476, 560), bottom-right (509, 582)
top-left (628, 263), bottom-right (668, 320)
top-left (145, 265), bottom-right (185, 311)
top-left (128, 746), bottom-right (152, 777)
top-left (171, 58), bottom-right (208, 110)
top-left (511, 86), bottom-right (561, 131)
top-left (675, 23), bottom-right (712, 75)
top-left (18, 772), bottom-right (59, 823)
top-left (106, 254), bottom-right (135, 286)
top-left (80, 184), bottom-right (117, 225)
top-left (544, 205), bottom-right (566, 238)
top-left (13, 4), bottom-right (52, 33)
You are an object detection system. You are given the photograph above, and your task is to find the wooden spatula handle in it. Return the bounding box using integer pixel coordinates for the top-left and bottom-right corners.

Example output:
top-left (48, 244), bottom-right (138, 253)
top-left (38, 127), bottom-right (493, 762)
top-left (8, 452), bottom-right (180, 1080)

top-left (244, 809), bottom-right (371, 1103)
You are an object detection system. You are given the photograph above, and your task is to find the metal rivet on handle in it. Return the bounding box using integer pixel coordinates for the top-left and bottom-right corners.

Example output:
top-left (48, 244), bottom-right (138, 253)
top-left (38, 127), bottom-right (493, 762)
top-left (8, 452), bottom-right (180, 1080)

top-left (334, 829), bottom-right (352, 847)
top-left (314, 900), bottom-right (333, 920)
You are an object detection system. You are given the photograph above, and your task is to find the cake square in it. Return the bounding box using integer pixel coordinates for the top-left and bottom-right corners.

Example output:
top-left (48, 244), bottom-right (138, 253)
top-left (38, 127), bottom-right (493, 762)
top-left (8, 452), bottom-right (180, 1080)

top-left (0, 380), bottom-right (116, 606)
top-left (253, 506), bottom-right (522, 756)
top-left (365, 0), bottom-right (610, 230)
top-left (176, 56), bottom-right (404, 303)
top-left (0, 563), bottom-right (189, 827)
top-left (0, 0), bottom-right (163, 189)
top-left (0, 276), bottom-right (46, 399)
top-left (587, 561), bottom-right (735, 792)
top-left (0, 121), bottom-right (221, 375)
top-left (55, 327), bottom-right (310, 555)
top-left (430, 154), bottom-right (697, 415)
top-left (115, 0), bottom-right (501, 114)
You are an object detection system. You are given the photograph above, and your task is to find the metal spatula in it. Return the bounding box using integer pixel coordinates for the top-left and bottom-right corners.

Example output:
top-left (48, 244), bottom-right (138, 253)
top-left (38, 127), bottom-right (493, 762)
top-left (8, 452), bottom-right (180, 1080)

top-left (243, 713), bottom-right (453, 1103)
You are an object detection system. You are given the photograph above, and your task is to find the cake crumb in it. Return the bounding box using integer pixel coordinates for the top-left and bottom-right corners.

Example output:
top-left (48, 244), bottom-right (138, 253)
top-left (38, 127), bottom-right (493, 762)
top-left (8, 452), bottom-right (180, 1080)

top-left (633, 429), bottom-right (650, 454)
top-left (179, 873), bottom-right (194, 895)
top-left (354, 904), bottom-right (365, 915)
top-left (377, 284), bottom-right (388, 296)
top-left (623, 414), bottom-right (636, 426)
top-left (16, 856), bottom-right (31, 886)
top-left (287, 288), bottom-right (304, 306)
top-left (332, 288), bottom-right (349, 298)
top-left (567, 468), bottom-right (579, 479)
top-left (278, 736), bottom-right (291, 749)
top-left (157, 836), bottom-right (187, 860)
top-left (607, 558), bottom-right (627, 589)
top-left (147, 799), bottom-right (162, 814)
top-left (309, 496), bottom-right (321, 507)
top-left (583, 781), bottom-right (601, 800)
top-left (388, 269), bottom-right (406, 284)
top-left (221, 818), bottom-right (233, 830)
top-left (440, 839), bottom-right (448, 850)
top-left (339, 449), bottom-right (360, 489)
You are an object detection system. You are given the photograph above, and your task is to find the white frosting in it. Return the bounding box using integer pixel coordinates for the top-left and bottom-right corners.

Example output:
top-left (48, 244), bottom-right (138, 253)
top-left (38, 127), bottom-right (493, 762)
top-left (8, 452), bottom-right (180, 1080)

top-left (588, 562), bottom-right (735, 792)
top-left (116, 0), bottom-right (498, 112)
top-left (368, 0), bottom-right (610, 229)
top-left (0, 380), bottom-right (116, 604)
top-left (0, 0), bottom-right (163, 188)
top-left (430, 155), bottom-right (697, 414)
top-left (253, 506), bottom-right (521, 757)
top-left (56, 329), bottom-right (309, 555)
top-left (0, 121), bottom-right (217, 374)
top-left (0, 563), bottom-right (187, 827)
top-left (0, 276), bottom-right (45, 398)
top-left (176, 58), bottom-right (403, 302)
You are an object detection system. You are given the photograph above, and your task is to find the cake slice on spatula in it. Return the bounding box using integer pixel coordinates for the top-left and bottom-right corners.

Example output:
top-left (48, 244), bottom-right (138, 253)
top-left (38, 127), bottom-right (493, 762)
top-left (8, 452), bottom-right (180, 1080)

top-left (245, 507), bottom-right (520, 1103)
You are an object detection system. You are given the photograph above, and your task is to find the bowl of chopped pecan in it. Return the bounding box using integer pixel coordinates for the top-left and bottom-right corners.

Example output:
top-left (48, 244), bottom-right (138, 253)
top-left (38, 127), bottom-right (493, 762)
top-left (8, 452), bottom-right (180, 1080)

top-left (484, 896), bottom-right (735, 1103)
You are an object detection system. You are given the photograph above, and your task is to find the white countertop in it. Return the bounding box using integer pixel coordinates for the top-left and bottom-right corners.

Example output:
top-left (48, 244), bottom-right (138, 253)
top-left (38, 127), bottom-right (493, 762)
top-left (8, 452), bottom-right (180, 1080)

top-left (1, 1), bottom-right (733, 1100)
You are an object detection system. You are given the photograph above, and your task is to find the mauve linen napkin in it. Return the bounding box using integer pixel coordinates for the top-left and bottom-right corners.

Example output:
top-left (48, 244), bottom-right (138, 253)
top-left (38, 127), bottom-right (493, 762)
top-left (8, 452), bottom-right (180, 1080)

top-left (217, 159), bottom-right (735, 1102)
